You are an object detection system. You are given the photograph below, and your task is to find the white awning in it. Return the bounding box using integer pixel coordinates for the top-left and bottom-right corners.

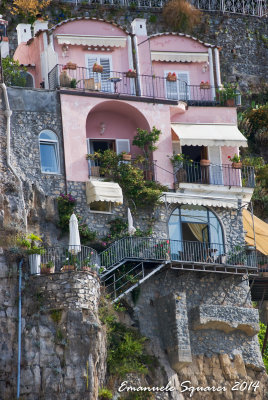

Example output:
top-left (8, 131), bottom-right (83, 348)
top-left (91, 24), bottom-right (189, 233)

top-left (171, 123), bottom-right (248, 147)
top-left (151, 51), bottom-right (208, 63)
top-left (56, 34), bottom-right (127, 48)
top-left (86, 181), bottom-right (123, 204)
top-left (160, 192), bottom-right (235, 208)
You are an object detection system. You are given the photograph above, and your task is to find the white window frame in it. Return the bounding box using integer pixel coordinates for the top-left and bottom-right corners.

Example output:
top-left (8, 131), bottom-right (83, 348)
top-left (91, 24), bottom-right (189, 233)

top-left (39, 130), bottom-right (60, 174)
top-left (85, 54), bottom-right (113, 92)
top-left (115, 139), bottom-right (130, 155)
top-left (164, 70), bottom-right (190, 101)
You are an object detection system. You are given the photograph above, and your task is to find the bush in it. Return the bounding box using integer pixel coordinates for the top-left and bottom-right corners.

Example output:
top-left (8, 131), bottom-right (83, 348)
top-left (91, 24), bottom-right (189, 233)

top-left (2, 57), bottom-right (27, 87)
top-left (163, 0), bottom-right (202, 32)
top-left (258, 322), bottom-right (268, 373)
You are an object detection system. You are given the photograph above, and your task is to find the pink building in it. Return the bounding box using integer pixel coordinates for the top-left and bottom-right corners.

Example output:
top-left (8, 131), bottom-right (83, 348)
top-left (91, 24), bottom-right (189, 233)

top-left (14, 17), bottom-right (254, 212)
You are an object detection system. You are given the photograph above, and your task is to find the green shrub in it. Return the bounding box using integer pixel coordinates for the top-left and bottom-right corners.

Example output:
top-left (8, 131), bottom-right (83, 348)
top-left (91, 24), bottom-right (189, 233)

top-left (98, 387), bottom-right (113, 400)
top-left (258, 322), bottom-right (268, 372)
top-left (2, 56), bottom-right (27, 87)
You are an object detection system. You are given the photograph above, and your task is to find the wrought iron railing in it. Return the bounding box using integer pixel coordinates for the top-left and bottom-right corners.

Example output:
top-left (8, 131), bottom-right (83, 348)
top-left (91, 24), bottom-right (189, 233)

top-left (88, 157), bottom-right (156, 180)
top-left (173, 161), bottom-right (255, 188)
top-left (48, 64), bottom-right (241, 106)
top-left (99, 237), bottom-right (257, 269)
top-left (40, 245), bottom-right (99, 272)
top-left (59, 0), bottom-right (267, 17)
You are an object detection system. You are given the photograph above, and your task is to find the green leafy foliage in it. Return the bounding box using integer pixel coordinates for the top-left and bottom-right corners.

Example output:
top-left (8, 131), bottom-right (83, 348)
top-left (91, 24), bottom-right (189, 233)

top-left (258, 322), bottom-right (268, 372)
top-left (16, 233), bottom-right (44, 255)
top-left (98, 387), bottom-right (113, 400)
top-left (87, 150), bottom-right (168, 209)
top-left (99, 297), bottom-right (156, 379)
top-left (132, 126), bottom-right (161, 162)
top-left (2, 56), bottom-right (27, 87)
top-left (57, 193), bottom-right (96, 243)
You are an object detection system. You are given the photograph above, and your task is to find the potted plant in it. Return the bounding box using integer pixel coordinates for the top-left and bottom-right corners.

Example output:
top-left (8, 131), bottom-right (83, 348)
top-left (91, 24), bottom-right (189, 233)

top-left (126, 69), bottom-right (137, 78)
top-left (121, 151), bottom-right (132, 161)
top-left (228, 154), bottom-right (242, 169)
top-left (61, 253), bottom-right (77, 271)
top-left (200, 80), bottom-right (210, 89)
top-left (200, 159), bottom-right (210, 167)
top-left (166, 72), bottom-right (177, 82)
top-left (66, 62), bottom-right (77, 70)
top-left (93, 63), bottom-right (103, 73)
top-left (16, 234), bottom-right (44, 275)
top-left (217, 83), bottom-right (237, 106)
top-left (81, 252), bottom-right (96, 272)
top-left (41, 260), bottom-right (55, 274)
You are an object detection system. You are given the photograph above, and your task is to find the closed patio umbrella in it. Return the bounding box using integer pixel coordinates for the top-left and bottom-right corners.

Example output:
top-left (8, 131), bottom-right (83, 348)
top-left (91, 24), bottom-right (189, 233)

top-left (128, 208), bottom-right (136, 236)
top-left (69, 213), bottom-right (81, 254)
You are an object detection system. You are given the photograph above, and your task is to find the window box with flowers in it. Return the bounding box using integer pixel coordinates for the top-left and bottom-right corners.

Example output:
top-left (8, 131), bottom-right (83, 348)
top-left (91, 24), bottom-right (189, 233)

top-left (93, 63), bottom-right (103, 73)
top-left (65, 62), bottom-right (77, 70)
top-left (121, 152), bottom-right (132, 161)
top-left (126, 69), bottom-right (137, 78)
top-left (228, 154), bottom-right (242, 169)
top-left (200, 81), bottom-right (210, 89)
top-left (166, 72), bottom-right (177, 82)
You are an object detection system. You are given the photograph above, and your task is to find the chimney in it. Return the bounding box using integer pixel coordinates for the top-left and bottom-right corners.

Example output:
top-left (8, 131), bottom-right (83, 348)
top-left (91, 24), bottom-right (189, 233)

top-left (131, 18), bottom-right (147, 36)
top-left (16, 24), bottom-right (32, 45)
top-left (33, 18), bottom-right (48, 36)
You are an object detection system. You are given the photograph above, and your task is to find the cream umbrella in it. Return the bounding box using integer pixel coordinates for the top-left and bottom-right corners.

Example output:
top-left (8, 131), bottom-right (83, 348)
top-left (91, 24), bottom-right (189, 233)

top-left (69, 213), bottom-right (81, 254)
top-left (128, 208), bottom-right (136, 236)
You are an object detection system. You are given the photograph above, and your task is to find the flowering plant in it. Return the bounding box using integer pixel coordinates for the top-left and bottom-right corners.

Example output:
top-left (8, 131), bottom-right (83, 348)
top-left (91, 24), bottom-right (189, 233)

top-left (228, 154), bottom-right (241, 163)
top-left (169, 153), bottom-right (193, 165)
top-left (166, 72), bottom-right (177, 82)
top-left (126, 69), bottom-right (137, 78)
top-left (200, 80), bottom-right (210, 88)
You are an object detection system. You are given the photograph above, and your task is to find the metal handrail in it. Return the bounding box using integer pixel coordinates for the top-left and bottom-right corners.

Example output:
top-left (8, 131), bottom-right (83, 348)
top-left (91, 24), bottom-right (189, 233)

top-left (173, 161), bottom-right (255, 188)
top-left (99, 237), bottom-right (258, 270)
top-left (48, 64), bottom-right (240, 106)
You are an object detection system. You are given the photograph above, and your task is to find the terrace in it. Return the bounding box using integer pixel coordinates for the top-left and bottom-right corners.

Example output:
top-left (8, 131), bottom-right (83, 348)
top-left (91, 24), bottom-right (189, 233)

top-left (48, 64), bottom-right (241, 106)
top-left (88, 158), bottom-right (255, 189)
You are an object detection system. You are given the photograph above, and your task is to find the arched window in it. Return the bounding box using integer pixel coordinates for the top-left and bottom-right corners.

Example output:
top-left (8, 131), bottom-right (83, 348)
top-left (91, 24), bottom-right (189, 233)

top-left (39, 130), bottom-right (60, 173)
top-left (168, 205), bottom-right (224, 261)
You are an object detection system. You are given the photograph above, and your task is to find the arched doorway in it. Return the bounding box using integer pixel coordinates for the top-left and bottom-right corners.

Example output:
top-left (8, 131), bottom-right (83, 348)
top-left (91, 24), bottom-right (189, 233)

top-left (168, 205), bottom-right (225, 262)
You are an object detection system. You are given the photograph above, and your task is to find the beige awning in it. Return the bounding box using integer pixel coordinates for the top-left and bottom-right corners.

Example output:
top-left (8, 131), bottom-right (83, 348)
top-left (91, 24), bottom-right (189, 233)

top-left (86, 181), bottom-right (123, 204)
top-left (56, 34), bottom-right (127, 48)
top-left (243, 209), bottom-right (268, 255)
top-left (151, 51), bottom-right (208, 63)
top-left (171, 123), bottom-right (248, 147)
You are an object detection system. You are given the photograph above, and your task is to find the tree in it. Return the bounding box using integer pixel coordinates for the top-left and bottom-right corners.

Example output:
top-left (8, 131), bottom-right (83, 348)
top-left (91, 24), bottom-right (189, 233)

top-left (132, 126), bottom-right (161, 163)
top-left (11, 0), bottom-right (51, 21)
top-left (2, 56), bottom-right (27, 87)
top-left (163, 0), bottom-right (202, 32)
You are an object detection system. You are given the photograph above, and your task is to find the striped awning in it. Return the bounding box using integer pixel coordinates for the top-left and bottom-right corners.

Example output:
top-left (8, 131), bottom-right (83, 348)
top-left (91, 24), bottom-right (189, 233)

top-left (86, 181), bottom-right (123, 204)
top-left (151, 51), bottom-right (208, 63)
top-left (56, 34), bottom-right (127, 48)
top-left (171, 123), bottom-right (248, 147)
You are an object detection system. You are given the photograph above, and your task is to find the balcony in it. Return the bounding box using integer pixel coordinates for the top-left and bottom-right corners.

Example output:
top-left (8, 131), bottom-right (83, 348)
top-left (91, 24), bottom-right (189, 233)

top-left (48, 64), bottom-right (240, 106)
top-left (38, 239), bottom-right (257, 276)
top-left (173, 161), bottom-right (255, 188)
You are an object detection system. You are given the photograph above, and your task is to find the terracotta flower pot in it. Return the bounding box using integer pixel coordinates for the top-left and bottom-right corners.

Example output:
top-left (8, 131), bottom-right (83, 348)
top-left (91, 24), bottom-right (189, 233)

top-left (41, 265), bottom-right (55, 274)
top-left (232, 162), bottom-right (242, 169)
top-left (200, 159), bottom-right (210, 167)
top-left (126, 71), bottom-right (137, 78)
top-left (122, 154), bottom-right (131, 161)
top-left (93, 64), bottom-right (103, 73)
top-left (166, 76), bottom-right (177, 82)
top-left (200, 84), bottom-right (211, 89)
top-left (226, 98), bottom-right (235, 107)
top-left (66, 62), bottom-right (77, 70)
top-left (62, 265), bottom-right (75, 272)
top-left (82, 266), bottom-right (91, 272)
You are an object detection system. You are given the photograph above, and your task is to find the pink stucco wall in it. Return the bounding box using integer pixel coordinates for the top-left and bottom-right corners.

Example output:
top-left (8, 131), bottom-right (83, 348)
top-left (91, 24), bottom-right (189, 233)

top-left (53, 20), bottom-right (130, 72)
top-left (60, 95), bottom-right (174, 187)
top-left (150, 35), bottom-right (209, 52)
top-left (14, 34), bottom-right (44, 88)
top-left (171, 106), bottom-right (238, 124)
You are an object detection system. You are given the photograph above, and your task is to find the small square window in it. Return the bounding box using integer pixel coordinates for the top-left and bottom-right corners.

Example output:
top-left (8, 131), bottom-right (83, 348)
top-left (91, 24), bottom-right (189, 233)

top-left (90, 201), bottom-right (111, 213)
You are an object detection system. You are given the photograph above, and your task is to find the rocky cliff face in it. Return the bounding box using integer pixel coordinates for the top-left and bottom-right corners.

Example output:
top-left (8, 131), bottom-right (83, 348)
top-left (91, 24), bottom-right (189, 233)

top-left (0, 255), bottom-right (106, 400)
